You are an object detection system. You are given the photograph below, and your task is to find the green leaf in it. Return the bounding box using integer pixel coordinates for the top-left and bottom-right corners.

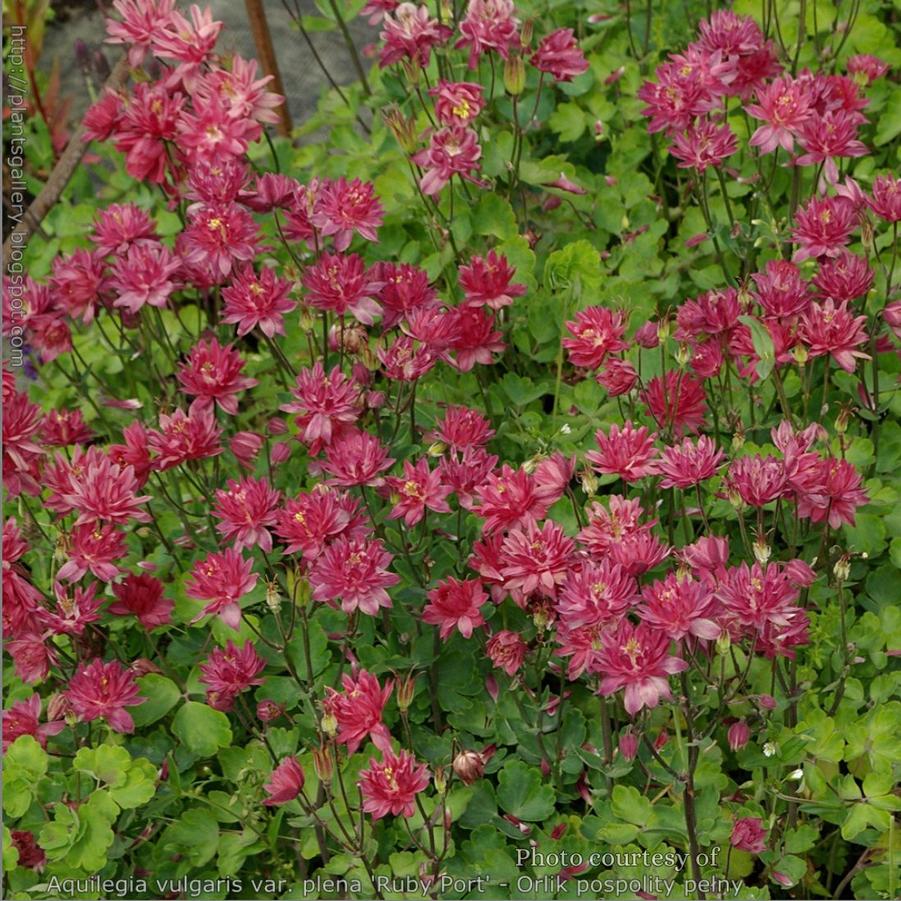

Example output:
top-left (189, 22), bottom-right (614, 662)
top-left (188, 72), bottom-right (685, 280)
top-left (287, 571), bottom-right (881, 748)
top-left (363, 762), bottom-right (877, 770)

top-left (548, 102), bottom-right (587, 142)
top-left (162, 808), bottom-right (219, 868)
top-left (74, 744), bottom-right (131, 786)
top-left (109, 758), bottom-right (158, 809)
top-left (172, 702), bottom-right (233, 758)
top-left (544, 240), bottom-right (603, 296)
top-left (40, 792), bottom-right (118, 871)
top-left (3, 826), bottom-right (19, 872)
top-left (3, 736), bottom-right (49, 819)
top-left (496, 760), bottom-right (555, 822)
top-left (611, 784), bottom-right (653, 826)
top-left (473, 193), bottom-right (518, 241)
top-left (131, 674), bottom-right (181, 727)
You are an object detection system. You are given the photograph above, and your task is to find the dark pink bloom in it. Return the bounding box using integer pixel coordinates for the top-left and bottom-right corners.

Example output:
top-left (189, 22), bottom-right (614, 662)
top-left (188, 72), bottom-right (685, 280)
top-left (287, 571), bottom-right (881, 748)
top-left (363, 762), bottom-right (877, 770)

top-left (868, 174), bottom-right (901, 223)
top-left (66, 659), bottom-right (145, 733)
top-left (324, 669), bottom-right (393, 754)
top-left (796, 110), bottom-right (868, 184)
top-left (638, 573), bottom-right (720, 642)
top-left (43, 583), bottom-right (104, 636)
top-left (303, 252), bottom-right (384, 326)
top-left (180, 202), bottom-right (260, 281)
top-left (41, 409), bottom-right (94, 447)
top-left (724, 455), bottom-right (787, 507)
top-left (222, 264), bottom-right (296, 338)
top-left (641, 371), bottom-right (708, 436)
top-left (656, 435), bottom-right (725, 489)
top-left (746, 75), bottom-right (812, 153)
top-left (563, 306), bottom-right (628, 369)
top-left (105, 0), bottom-right (176, 66)
top-left (812, 251), bottom-right (873, 303)
top-left (50, 249), bottom-right (105, 325)
top-left (321, 428), bottom-right (394, 487)
top-left (792, 196), bottom-right (857, 262)
top-left (728, 720), bottom-right (751, 751)
top-left (459, 251), bottom-right (526, 310)
top-left (312, 178), bottom-right (384, 251)
top-left (587, 422), bottom-right (658, 482)
top-left (109, 573), bottom-right (173, 629)
top-left (384, 458), bottom-right (451, 526)
top-left (310, 536), bottom-right (398, 616)
top-left (446, 305), bottom-right (505, 371)
top-left (429, 405), bottom-right (494, 450)
top-left (7, 634), bottom-right (57, 685)
top-left (360, 749), bottom-right (430, 819)
top-left (109, 241), bottom-right (180, 314)
top-left (56, 522), bottom-right (126, 583)
top-left (376, 262), bottom-right (437, 329)
top-left (793, 457), bottom-right (868, 528)
top-left (556, 560), bottom-right (635, 628)
top-left (2, 695), bottom-right (64, 751)
top-left (486, 630), bottom-right (528, 675)
top-left (413, 126), bottom-right (483, 195)
top-left (752, 260), bottom-right (812, 318)
top-left (847, 54), bottom-right (889, 84)
top-left (91, 202), bottom-right (157, 256)
top-left (177, 338), bottom-right (257, 415)
top-left (669, 120), bottom-right (738, 171)
top-left (595, 621), bottom-right (687, 716)
top-left (186, 548), bottom-right (258, 630)
top-left (379, 3), bottom-right (452, 68)
top-left (531, 29), bottom-right (589, 82)
top-left (596, 359), bottom-right (638, 397)
top-left (213, 477), bottom-right (282, 552)
top-left (456, 0), bottom-right (519, 68)
top-left (199, 640), bottom-right (266, 711)
top-left (149, 400), bottom-right (223, 470)
top-left (423, 577), bottom-right (487, 639)
top-left (474, 465), bottom-right (549, 533)
top-left (263, 757), bottom-right (305, 805)
top-left (275, 487), bottom-right (365, 559)
top-left (799, 299), bottom-right (869, 372)
top-left (501, 519), bottom-right (574, 600)
top-left (62, 453), bottom-right (152, 526)
top-left (429, 80), bottom-right (484, 126)
top-left (731, 818), bottom-right (767, 853)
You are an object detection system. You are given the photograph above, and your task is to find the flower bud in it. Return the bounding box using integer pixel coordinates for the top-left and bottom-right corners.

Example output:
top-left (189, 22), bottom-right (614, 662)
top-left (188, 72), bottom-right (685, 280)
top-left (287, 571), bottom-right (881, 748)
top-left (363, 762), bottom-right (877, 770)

top-left (270, 441), bottom-right (292, 464)
top-left (833, 554), bottom-right (851, 583)
top-left (758, 694), bottom-right (777, 711)
top-left (453, 750), bottom-right (486, 785)
top-left (753, 536), bottom-right (771, 565)
top-left (320, 711), bottom-right (338, 738)
top-left (46, 693), bottom-right (70, 722)
top-left (433, 766), bottom-right (447, 795)
top-left (656, 319), bottom-right (671, 342)
top-left (265, 580), bottom-right (282, 613)
top-left (313, 744), bottom-right (334, 782)
top-left (428, 441), bottom-right (447, 457)
top-left (715, 631), bottom-right (732, 655)
top-left (727, 720), bottom-right (750, 752)
top-left (791, 345), bottom-right (808, 366)
top-left (675, 343), bottom-right (693, 367)
top-left (397, 674), bottom-right (417, 711)
top-left (762, 741), bottom-right (777, 758)
top-left (654, 730), bottom-right (669, 750)
top-left (618, 731), bottom-right (639, 761)
top-left (504, 55), bottom-right (526, 95)
top-left (257, 700), bottom-right (284, 723)
top-left (519, 19), bottom-right (533, 46)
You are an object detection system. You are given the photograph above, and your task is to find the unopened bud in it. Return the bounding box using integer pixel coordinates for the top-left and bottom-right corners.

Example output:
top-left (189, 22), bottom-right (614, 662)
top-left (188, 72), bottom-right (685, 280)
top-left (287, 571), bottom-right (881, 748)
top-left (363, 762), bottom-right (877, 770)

top-left (716, 631), bottom-right (732, 655)
top-left (763, 741), bottom-right (777, 758)
top-left (520, 19), bottom-right (533, 46)
top-left (397, 674), bottom-right (417, 711)
top-left (792, 345), bottom-right (808, 366)
top-left (675, 343), bottom-right (693, 367)
top-left (727, 720), bottom-right (750, 752)
top-left (833, 555), bottom-right (851, 583)
top-left (453, 750), bottom-right (486, 785)
top-left (320, 712), bottom-right (338, 738)
top-left (504, 55), bottom-right (526, 95)
top-left (433, 766), bottom-right (447, 795)
top-left (265, 580), bottom-right (282, 613)
top-left (618, 731), bottom-right (639, 761)
top-left (313, 744), bottom-right (334, 782)
top-left (428, 441), bottom-right (446, 457)
top-left (753, 536), bottom-right (771, 565)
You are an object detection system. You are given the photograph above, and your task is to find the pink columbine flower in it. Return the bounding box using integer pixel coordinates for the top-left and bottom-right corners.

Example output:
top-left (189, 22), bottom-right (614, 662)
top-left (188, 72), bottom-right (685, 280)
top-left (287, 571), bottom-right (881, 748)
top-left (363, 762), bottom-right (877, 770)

top-left (180, 202), bottom-right (260, 281)
top-left (562, 306), bottom-right (628, 370)
top-left (2, 695), bottom-right (65, 751)
top-left (429, 405), bottom-right (494, 450)
top-left (446, 305), bottom-right (505, 371)
top-left (379, 3), bottom-right (452, 69)
top-left (500, 519), bottom-right (574, 601)
top-left (109, 573), bottom-right (173, 629)
top-left (274, 487), bottom-right (365, 559)
top-left (669, 120), bottom-right (738, 171)
top-left (429, 80), bottom-right (485, 126)
top-left (321, 428), bottom-right (395, 487)
top-left (531, 29), bottom-right (589, 82)
top-left (812, 251), bottom-right (873, 303)
top-left (752, 259), bottom-right (812, 318)
top-left (727, 720), bottom-right (751, 751)
top-left (796, 110), bottom-right (868, 184)
top-left (459, 251), bottom-right (526, 310)
top-left (222, 264), bottom-right (296, 338)
top-left (746, 75), bottom-right (812, 154)
top-left (868, 174), bottom-right (901, 223)
top-left (312, 178), bottom-right (384, 251)
top-left (66, 659), bottom-right (145, 733)
top-left (656, 435), bottom-right (725, 489)
top-left (413, 126), bottom-right (484, 195)
top-left (359, 749), bottom-right (430, 819)
top-left (302, 252), bottom-right (384, 326)
top-left (148, 400), bottom-right (223, 470)
top-left (638, 572), bottom-right (721, 642)
top-left (798, 299), bottom-right (870, 373)
top-left (486, 630), bottom-right (528, 675)
top-left (310, 536), bottom-right (399, 616)
top-left (792, 457), bottom-right (868, 528)
top-left (456, 0), bottom-right (519, 68)
top-left (61, 453), bottom-right (152, 526)
top-left (105, 0), bottom-right (177, 66)
top-left (42, 583), bottom-right (104, 636)
top-left (383, 458), bottom-right (452, 526)
top-left (41, 409), bottom-right (94, 447)
top-left (376, 261), bottom-right (437, 329)
top-left (91, 202), bottom-right (157, 256)
top-left (56, 522), bottom-right (126, 583)
top-left (731, 817), bottom-right (767, 853)
top-left (186, 548), bottom-right (258, 630)
top-left (556, 559), bottom-right (636, 629)
top-left (423, 577), bottom-right (488, 639)
top-left (847, 54), bottom-right (889, 85)
top-left (724, 455), bottom-right (787, 507)
top-left (474, 465), bottom-right (548, 533)
top-left (263, 757), bottom-right (305, 806)
top-left (596, 359), bottom-right (638, 397)
top-left (177, 338), bottom-right (258, 415)
top-left (213, 477), bottom-right (282, 552)
top-left (792, 196), bottom-right (857, 262)
top-left (595, 621), bottom-right (688, 716)
top-left (586, 422), bottom-right (659, 482)
top-left (642, 371), bottom-right (708, 436)
top-left (324, 669), bottom-right (393, 754)
top-left (199, 640), bottom-right (266, 712)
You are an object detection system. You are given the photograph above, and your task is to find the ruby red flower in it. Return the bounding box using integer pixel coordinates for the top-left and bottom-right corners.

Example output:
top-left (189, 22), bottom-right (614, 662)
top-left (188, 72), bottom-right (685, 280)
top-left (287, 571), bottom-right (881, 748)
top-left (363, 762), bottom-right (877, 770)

top-left (595, 621), bottom-right (687, 716)
top-left (812, 251), bottom-right (873, 303)
top-left (312, 178), bottom-right (384, 251)
top-left (109, 242), bottom-right (181, 314)
top-left (177, 338), bottom-right (257, 415)
top-left (282, 363), bottom-right (364, 454)
top-left (62, 453), bottom-right (152, 526)
top-left (459, 251), bottom-right (526, 310)
top-left (562, 306), bottom-right (628, 370)
top-left (637, 572), bottom-right (720, 642)
top-left (486, 630), bottom-right (528, 675)
top-left (412, 126), bottom-right (483, 195)
top-left (792, 196), bottom-right (857, 262)
top-left (186, 548), bottom-right (258, 629)
top-left (586, 422), bottom-right (658, 482)
top-left (383, 458), bottom-right (452, 526)
top-left (302, 252), bottom-right (384, 326)
top-left (56, 523), bottom-right (126, 583)
top-left (531, 29), bottom-right (589, 82)
top-left (66, 659), bottom-right (146, 733)
top-left (222, 264), bottom-right (296, 338)
top-left (263, 757), bottom-right (305, 806)
top-left (359, 749), bottom-right (430, 819)
top-left (109, 573), bottom-right (174, 629)
top-left (429, 405), bottom-right (494, 450)
top-left (500, 519), bottom-right (574, 601)
top-left (429, 80), bottom-right (484, 126)
top-left (321, 428), bottom-right (395, 487)
top-left (474, 464), bottom-right (549, 533)
top-left (423, 577), bottom-right (488, 639)
top-left (213, 477), bottom-right (281, 552)
top-left (656, 435), bottom-right (725, 489)
top-left (2, 695), bottom-right (64, 751)
top-left (669, 120), bottom-right (738, 171)
top-left (746, 75), bottom-right (812, 154)
top-left (180, 202), bottom-right (260, 280)
top-left (379, 3), bottom-right (452, 68)
top-left (799, 299), bottom-right (870, 373)
top-left (199, 639), bottom-right (266, 711)
top-left (596, 359), bottom-right (638, 397)
top-left (556, 560), bottom-right (636, 629)
top-left (446, 305), bottom-right (505, 371)
top-left (868, 174), bottom-right (901, 223)
top-left (310, 536), bottom-right (399, 616)
top-left (641, 371), bottom-right (708, 436)
top-left (275, 487), bottom-right (365, 559)
top-left (324, 669), bottom-right (393, 754)
top-left (724, 455), bottom-right (787, 507)
top-left (752, 260), bottom-right (812, 318)
top-left (792, 457), bottom-right (868, 528)
top-left (149, 400), bottom-right (223, 470)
